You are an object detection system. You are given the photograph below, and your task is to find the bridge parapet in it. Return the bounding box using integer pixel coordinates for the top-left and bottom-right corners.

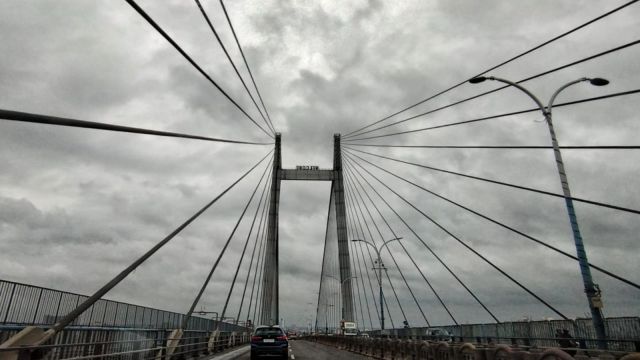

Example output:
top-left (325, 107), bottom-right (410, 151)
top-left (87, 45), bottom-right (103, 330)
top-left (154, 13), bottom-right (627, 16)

top-left (0, 325), bottom-right (249, 360)
top-left (0, 280), bottom-right (245, 332)
top-left (310, 335), bottom-right (640, 360)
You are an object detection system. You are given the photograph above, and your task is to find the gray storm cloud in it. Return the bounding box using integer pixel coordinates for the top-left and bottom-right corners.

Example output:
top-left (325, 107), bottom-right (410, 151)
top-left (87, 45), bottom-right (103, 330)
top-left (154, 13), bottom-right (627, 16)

top-left (0, 0), bottom-right (638, 329)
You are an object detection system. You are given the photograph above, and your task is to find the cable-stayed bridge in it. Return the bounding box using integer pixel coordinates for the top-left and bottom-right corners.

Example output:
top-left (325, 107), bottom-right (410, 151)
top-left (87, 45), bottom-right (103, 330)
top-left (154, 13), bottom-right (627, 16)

top-left (1, 1), bottom-right (639, 360)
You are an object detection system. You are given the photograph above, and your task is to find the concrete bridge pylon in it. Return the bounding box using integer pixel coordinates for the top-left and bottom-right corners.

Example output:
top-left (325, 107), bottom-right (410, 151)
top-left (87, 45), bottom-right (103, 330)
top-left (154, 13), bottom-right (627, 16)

top-left (258, 134), bottom-right (355, 325)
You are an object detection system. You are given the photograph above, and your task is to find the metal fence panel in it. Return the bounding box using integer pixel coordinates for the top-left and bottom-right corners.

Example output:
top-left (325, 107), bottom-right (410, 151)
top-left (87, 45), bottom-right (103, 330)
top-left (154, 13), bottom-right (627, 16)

top-left (398, 317), bottom-right (639, 350)
top-left (0, 279), bottom-right (247, 332)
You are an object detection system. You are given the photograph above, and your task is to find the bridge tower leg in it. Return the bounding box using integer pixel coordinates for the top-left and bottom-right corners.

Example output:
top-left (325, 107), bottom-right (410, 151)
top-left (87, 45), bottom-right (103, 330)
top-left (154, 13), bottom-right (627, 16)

top-left (333, 134), bottom-right (355, 322)
top-left (260, 134), bottom-right (281, 325)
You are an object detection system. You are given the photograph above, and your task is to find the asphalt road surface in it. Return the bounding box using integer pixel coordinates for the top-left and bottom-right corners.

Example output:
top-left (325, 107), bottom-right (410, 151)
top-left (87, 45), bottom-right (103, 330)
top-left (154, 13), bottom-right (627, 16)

top-left (223, 340), bottom-right (371, 360)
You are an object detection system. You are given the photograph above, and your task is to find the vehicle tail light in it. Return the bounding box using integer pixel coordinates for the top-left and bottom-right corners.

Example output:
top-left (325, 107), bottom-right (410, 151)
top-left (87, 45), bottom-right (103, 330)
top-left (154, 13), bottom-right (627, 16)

top-left (277, 335), bottom-right (287, 341)
top-left (251, 336), bottom-right (262, 342)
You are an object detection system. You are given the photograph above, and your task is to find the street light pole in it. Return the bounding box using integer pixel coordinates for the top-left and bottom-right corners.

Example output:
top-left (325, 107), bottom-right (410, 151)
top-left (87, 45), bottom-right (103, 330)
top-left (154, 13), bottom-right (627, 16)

top-left (469, 76), bottom-right (609, 349)
top-left (352, 237), bottom-right (402, 330)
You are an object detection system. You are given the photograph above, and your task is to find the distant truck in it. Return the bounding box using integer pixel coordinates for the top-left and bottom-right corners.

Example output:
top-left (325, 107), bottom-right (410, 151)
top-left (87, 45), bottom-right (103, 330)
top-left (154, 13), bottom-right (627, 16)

top-left (340, 321), bottom-right (358, 336)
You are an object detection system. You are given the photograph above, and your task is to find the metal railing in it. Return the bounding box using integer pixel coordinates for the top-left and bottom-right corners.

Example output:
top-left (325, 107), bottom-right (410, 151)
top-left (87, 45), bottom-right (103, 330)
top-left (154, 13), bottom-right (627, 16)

top-left (310, 334), bottom-right (640, 360)
top-left (364, 317), bottom-right (640, 351)
top-left (0, 326), bottom-right (248, 360)
top-left (0, 279), bottom-right (245, 332)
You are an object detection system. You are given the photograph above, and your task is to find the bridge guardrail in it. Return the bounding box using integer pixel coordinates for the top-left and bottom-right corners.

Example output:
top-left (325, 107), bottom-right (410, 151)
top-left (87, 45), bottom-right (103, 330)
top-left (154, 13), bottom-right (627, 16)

top-left (308, 335), bottom-right (640, 360)
top-left (0, 279), bottom-right (244, 332)
top-left (362, 317), bottom-right (640, 351)
top-left (0, 325), bottom-right (249, 360)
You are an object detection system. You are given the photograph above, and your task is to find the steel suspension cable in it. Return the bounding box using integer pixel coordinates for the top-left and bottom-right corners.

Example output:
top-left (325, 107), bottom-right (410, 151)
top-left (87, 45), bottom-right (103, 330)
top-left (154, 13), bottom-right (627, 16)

top-left (0, 109), bottom-right (273, 145)
top-left (193, 0), bottom-right (274, 135)
top-left (350, 237), bottom-right (375, 330)
top-left (332, 211), bottom-right (341, 330)
top-left (349, 246), bottom-right (360, 327)
top-left (124, 0), bottom-right (273, 139)
top-left (44, 150), bottom-right (271, 336)
top-left (336, 269), bottom-right (342, 329)
top-left (253, 204), bottom-right (270, 325)
top-left (345, 167), bottom-right (433, 326)
top-left (348, 152), bottom-right (640, 291)
top-left (246, 213), bottom-right (268, 323)
top-left (346, 219), bottom-right (369, 329)
top-left (348, 220), bottom-right (368, 328)
top-left (316, 191), bottom-right (333, 333)
top-left (332, 253), bottom-right (339, 331)
top-left (219, 0), bottom-right (277, 133)
top-left (345, 177), bottom-right (396, 328)
top-left (347, 164), bottom-right (456, 326)
top-left (347, 38), bottom-right (640, 139)
top-left (345, 154), bottom-right (502, 322)
top-left (344, 187), bottom-right (383, 326)
top-left (249, 220), bottom-right (269, 324)
top-left (237, 176), bottom-right (272, 324)
top-left (347, 175), bottom-right (426, 327)
top-left (343, 0), bottom-right (639, 138)
top-left (344, 144), bottom-right (640, 150)
top-left (345, 197), bottom-right (377, 330)
top-left (181, 154), bottom-right (273, 329)
top-left (346, 226), bottom-right (362, 326)
top-left (251, 212), bottom-right (268, 323)
top-left (347, 147), bottom-right (640, 216)
top-left (344, 150), bottom-right (572, 320)
top-left (346, 88), bottom-right (640, 142)
top-left (219, 165), bottom-right (273, 325)
top-left (346, 180), bottom-right (385, 325)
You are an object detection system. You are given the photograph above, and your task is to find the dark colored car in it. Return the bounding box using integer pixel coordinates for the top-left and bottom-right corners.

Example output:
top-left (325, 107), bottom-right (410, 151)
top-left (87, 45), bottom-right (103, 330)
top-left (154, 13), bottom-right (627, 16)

top-left (251, 325), bottom-right (288, 360)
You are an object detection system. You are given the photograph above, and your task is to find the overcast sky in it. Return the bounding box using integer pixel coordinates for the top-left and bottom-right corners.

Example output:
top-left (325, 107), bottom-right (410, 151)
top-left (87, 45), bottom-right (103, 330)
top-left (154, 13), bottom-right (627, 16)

top-left (1, 0), bottom-right (639, 331)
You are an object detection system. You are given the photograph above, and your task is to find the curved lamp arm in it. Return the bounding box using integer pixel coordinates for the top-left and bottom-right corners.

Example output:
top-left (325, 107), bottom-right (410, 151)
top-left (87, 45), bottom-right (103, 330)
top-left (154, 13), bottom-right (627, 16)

top-left (547, 78), bottom-right (589, 111)
top-left (380, 237), bottom-right (403, 256)
top-left (470, 76), bottom-right (609, 117)
top-left (351, 239), bottom-right (379, 258)
top-left (486, 76), bottom-right (546, 114)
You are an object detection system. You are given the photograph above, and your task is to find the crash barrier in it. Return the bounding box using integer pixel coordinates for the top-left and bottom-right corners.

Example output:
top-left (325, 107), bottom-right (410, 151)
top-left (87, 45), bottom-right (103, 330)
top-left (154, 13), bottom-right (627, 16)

top-left (0, 280), bottom-right (245, 333)
top-left (0, 325), bottom-right (249, 360)
top-left (310, 335), bottom-right (640, 360)
top-left (365, 318), bottom-right (640, 351)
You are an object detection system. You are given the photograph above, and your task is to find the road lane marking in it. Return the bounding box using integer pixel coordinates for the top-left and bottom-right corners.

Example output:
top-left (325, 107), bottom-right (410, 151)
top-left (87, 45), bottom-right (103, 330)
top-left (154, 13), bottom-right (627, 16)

top-left (202, 345), bottom-right (249, 360)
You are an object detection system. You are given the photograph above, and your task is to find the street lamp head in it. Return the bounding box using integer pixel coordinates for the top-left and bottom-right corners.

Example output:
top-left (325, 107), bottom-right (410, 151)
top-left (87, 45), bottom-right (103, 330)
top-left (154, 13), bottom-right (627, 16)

top-left (588, 78), bottom-right (609, 86)
top-left (469, 76), bottom-right (488, 84)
